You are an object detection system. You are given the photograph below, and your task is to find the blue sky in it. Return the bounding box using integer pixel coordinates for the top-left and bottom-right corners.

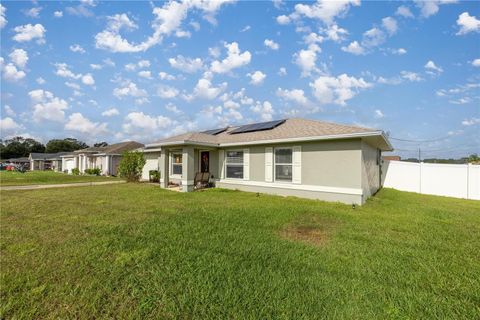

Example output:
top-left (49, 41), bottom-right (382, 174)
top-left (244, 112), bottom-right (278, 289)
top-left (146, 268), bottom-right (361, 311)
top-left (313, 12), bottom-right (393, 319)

top-left (0, 0), bottom-right (479, 158)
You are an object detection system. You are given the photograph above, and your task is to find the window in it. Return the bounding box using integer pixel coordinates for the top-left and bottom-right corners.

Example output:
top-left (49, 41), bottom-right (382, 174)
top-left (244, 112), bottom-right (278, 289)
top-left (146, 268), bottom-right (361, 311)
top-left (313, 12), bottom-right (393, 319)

top-left (275, 148), bottom-right (292, 182)
top-left (171, 153), bottom-right (182, 175)
top-left (225, 150), bottom-right (243, 179)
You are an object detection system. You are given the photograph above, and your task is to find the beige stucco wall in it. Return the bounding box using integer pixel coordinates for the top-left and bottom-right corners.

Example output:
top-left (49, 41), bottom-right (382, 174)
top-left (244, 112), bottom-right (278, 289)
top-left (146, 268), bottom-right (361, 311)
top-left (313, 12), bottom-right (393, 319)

top-left (141, 151), bottom-right (161, 181)
top-left (111, 156), bottom-right (121, 176)
top-left (361, 141), bottom-right (381, 198)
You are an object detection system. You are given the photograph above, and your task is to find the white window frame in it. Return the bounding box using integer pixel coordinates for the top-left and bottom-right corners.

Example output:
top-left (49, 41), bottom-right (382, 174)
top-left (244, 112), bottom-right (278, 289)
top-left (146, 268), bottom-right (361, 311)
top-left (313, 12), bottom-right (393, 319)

top-left (225, 149), bottom-right (244, 180)
top-left (274, 147), bottom-right (293, 183)
top-left (170, 151), bottom-right (183, 178)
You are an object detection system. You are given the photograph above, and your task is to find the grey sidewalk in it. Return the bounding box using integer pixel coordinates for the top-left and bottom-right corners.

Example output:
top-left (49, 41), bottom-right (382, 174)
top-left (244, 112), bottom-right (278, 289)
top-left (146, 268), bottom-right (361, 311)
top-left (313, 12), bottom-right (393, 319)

top-left (0, 180), bottom-right (126, 191)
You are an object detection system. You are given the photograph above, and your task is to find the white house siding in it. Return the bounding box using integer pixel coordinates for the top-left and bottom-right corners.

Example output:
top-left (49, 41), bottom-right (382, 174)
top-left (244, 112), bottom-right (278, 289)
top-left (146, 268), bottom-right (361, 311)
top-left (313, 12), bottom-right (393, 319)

top-left (141, 152), bottom-right (161, 181)
top-left (361, 141), bottom-right (381, 199)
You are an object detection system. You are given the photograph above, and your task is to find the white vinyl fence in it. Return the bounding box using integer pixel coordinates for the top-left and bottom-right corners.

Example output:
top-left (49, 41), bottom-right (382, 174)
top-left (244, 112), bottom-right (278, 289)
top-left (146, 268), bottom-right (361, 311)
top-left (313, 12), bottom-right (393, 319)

top-left (382, 160), bottom-right (480, 200)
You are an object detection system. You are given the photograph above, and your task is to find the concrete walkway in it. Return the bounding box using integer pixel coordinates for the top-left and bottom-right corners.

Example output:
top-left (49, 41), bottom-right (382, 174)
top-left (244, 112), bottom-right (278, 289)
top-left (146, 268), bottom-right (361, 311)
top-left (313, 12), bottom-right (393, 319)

top-left (0, 180), bottom-right (126, 191)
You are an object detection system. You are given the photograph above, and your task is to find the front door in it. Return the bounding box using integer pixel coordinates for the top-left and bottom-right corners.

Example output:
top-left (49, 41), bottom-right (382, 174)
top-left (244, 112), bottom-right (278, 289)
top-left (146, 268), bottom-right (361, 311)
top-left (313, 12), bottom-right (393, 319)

top-left (200, 151), bottom-right (209, 173)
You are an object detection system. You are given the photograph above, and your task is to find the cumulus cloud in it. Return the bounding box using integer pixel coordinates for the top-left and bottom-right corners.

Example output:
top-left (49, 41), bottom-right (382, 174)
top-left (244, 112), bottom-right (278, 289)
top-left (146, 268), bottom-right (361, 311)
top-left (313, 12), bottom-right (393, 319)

top-left (278, 67), bottom-right (287, 76)
top-left (341, 41), bottom-right (365, 55)
top-left (69, 44), bottom-right (86, 53)
top-left (28, 89), bottom-right (68, 123)
top-left (4, 105), bottom-right (16, 117)
top-left (54, 11), bottom-right (63, 18)
top-left (54, 63), bottom-right (82, 79)
top-left (0, 117), bottom-right (23, 133)
top-left (187, 77), bottom-right (227, 100)
top-left (293, 0), bottom-right (360, 25)
top-left (65, 113), bottom-right (108, 135)
top-left (113, 80), bottom-right (147, 99)
top-left (159, 71), bottom-right (176, 80)
top-left (415, 0), bottom-right (457, 18)
top-left (24, 7), bottom-right (42, 18)
top-left (12, 23), bottom-right (46, 43)
top-left (456, 12), bottom-right (480, 35)
top-left (211, 42), bottom-right (251, 74)
top-left (277, 88), bottom-right (310, 106)
top-left (400, 71), bottom-right (423, 82)
top-left (323, 24), bottom-right (348, 42)
top-left (95, 1), bottom-right (233, 53)
top-left (138, 70), bottom-right (153, 79)
top-left (264, 39), bottom-right (279, 50)
top-left (81, 73), bottom-right (95, 86)
top-left (36, 77), bottom-right (46, 84)
top-left (123, 112), bottom-right (173, 133)
top-left (65, 0), bottom-right (96, 17)
top-left (374, 109), bottom-right (385, 119)
top-left (157, 85), bottom-right (179, 99)
top-left (248, 71), bottom-right (266, 85)
top-left (392, 48), bottom-right (407, 55)
top-left (424, 60), bottom-right (443, 74)
top-left (382, 17), bottom-right (398, 36)
top-left (251, 101), bottom-right (275, 121)
top-left (310, 74), bottom-right (372, 105)
top-left (101, 108), bottom-right (120, 117)
top-left (9, 49), bottom-right (28, 68)
top-left (276, 15), bottom-right (291, 25)
top-left (0, 4), bottom-right (7, 29)
top-left (293, 44), bottom-right (321, 76)
top-left (395, 5), bottom-right (414, 18)
top-left (461, 118), bottom-right (480, 126)
top-left (2, 63), bottom-right (26, 82)
top-left (169, 55), bottom-right (203, 73)
top-left (472, 59), bottom-right (480, 67)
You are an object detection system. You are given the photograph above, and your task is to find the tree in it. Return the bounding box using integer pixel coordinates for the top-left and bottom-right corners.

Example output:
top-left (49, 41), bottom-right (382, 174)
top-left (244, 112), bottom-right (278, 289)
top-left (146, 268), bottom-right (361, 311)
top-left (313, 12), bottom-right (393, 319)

top-left (0, 136), bottom-right (45, 159)
top-left (468, 154), bottom-right (480, 164)
top-left (94, 142), bottom-right (108, 147)
top-left (118, 151), bottom-right (146, 182)
top-left (45, 138), bottom-right (89, 153)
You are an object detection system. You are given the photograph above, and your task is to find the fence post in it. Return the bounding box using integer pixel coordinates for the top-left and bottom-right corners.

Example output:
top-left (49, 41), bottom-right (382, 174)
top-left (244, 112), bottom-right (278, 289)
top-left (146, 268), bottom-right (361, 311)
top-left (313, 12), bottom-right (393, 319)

top-left (467, 163), bottom-right (470, 200)
top-left (419, 162), bottom-right (423, 194)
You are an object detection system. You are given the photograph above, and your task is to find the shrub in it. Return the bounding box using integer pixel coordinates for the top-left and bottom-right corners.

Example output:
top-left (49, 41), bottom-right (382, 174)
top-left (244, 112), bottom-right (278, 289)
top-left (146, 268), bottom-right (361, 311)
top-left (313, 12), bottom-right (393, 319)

top-left (149, 170), bottom-right (160, 183)
top-left (85, 168), bottom-right (101, 176)
top-left (71, 168), bottom-right (80, 175)
top-left (118, 151), bottom-right (146, 182)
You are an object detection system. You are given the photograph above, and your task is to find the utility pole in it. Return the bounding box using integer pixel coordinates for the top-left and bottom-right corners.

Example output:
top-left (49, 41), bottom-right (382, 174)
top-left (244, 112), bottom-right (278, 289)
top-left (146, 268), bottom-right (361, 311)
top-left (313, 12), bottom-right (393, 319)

top-left (418, 148), bottom-right (421, 162)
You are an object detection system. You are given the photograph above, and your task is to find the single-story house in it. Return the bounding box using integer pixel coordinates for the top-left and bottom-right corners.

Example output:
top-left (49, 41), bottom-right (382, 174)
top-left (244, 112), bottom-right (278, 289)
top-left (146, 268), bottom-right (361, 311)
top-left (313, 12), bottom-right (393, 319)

top-left (142, 118), bottom-right (393, 205)
top-left (61, 141), bottom-right (144, 175)
top-left (4, 157), bottom-right (30, 167)
top-left (29, 152), bottom-right (70, 171)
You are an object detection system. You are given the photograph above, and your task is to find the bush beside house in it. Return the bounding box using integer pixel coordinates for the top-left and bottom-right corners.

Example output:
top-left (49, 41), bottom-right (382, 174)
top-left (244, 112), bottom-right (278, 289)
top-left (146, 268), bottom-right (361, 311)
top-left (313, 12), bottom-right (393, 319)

top-left (118, 151), bottom-right (146, 182)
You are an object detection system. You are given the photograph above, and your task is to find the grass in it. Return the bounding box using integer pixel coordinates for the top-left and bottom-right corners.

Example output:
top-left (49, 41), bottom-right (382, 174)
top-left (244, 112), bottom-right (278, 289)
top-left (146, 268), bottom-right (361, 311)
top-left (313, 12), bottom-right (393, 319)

top-left (0, 170), bottom-right (121, 186)
top-left (1, 185), bottom-right (479, 319)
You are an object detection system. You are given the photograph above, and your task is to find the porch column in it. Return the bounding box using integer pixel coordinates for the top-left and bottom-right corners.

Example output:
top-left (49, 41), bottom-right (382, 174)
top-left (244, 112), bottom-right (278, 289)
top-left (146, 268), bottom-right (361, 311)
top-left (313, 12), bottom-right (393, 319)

top-left (83, 155), bottom-right (87, 173)
top-left (182, 146), bottom-right (195, 192)
top-left (61, 158), bottom-right (65, 173)
top-left (105, 155), bottom-right (110, 175)
top-left (160, 148), bottom-right (169, 188)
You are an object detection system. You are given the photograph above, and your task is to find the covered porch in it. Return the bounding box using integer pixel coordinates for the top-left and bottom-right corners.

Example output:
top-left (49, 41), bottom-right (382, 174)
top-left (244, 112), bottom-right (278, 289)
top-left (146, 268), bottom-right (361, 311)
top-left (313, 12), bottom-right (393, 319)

top-left (159, 145), bottom-right (219, 192)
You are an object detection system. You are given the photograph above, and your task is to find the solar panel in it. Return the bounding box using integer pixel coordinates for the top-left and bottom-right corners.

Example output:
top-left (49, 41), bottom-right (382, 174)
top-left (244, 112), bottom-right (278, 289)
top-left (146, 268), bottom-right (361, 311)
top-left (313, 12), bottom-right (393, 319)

top-left (229, 119), bottom-right (286, 134)
top-left (202, 127), bottom-right (228, 135)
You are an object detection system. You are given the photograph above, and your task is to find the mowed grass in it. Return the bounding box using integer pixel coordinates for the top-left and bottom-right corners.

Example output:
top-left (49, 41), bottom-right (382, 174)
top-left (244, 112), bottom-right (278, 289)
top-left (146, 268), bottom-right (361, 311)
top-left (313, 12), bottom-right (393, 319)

top-left (1, 185), bottom-right (479, 319)
top-left (0, 170), bottom-right (121, 186)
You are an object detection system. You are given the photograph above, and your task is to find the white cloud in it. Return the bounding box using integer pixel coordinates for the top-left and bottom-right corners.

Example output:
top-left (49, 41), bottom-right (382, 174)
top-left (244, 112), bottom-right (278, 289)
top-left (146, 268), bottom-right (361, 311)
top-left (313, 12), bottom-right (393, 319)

top-left (472, 59), bottom-right (480, 67)
top-left (248, 71), bottom-right (266, 85)
top-left (36, 77), bottom-right (45, 84)
top-left (159, 71), bottom-right (176, 80)
top-left (69, 44), bottom-right (86, 53)
top-left (276, 15), bottom-right (291, 25)
top-left (4, 105), bottom-right (16, 117)
top-left (461, 118), bottom-right (480, 126)
top-left (449, 97), bottom-right (471, 105)
top-left (65, 113), bottom-right (108, 135)
top-left (277, 88), bottom-right (310, 106)
top-left (382, 17), bottom-right (398, 36)
top-left (165, 103), bottom-right (182, 114)
top-left (323, 24), bottom-right (348, 42)
top-left (264, 39), bottom-right (279, 50)
top-left (138, 70), bottom-right (152, 79)
top-left (54, 63), bottom-right (81, 79)
top-left (211, 42), bottom-right (251, 74)
top-left (65, 82), bottom-right (81, 90)
top-left (169, 55), bottom-right (204, 73)
top-left (123, 112), bottom-right (173, 133)
top-left (341, 41), bottom-right (365, 55)
top-left (251, 101), bottom-right (275, 121)
top-left (278, 67), bottom-right (287, 76)
top-left (54, 11), bottom-right (63, 18)
top-left (294, 45), bottom-right (321, 76)
top-left (138, 60), bottom-right (150, 68)
top-left (188, 78), bottom-right (227, 100)
top-left (400, 71), bottom-right (423, 82)
top-left (240, 25), bottom-right (251, 32)
top-left (113, 80), bottom-right (147, 99)
top-left (392, 48), bottom-right (407, 55)
top-left (310, 74), bottom-right (372, 105)
top-left (456, 12), bottom-right (480, 35)
top-left (28, 89), bottom-right (68, 123)
top-left (209, 46), bottom-right (221, 58)
top-left (24, 7), bottom-right (42, 18)
top-left (66, 0), bottom-right (96, 17)
top-left (2, 63), bottom-right (26, 82)
top-left (395, 5), bottom-right (414, 18)
top-left (13, 23), bottom-right (46, 43)
top-left (424, 60), bottom-right (443, 74)
top-left (362, 27), bottom-right (386, 48)
top-left (157, 85), bottom-right (179, 99)
top-left (374, 109), bottom-right (385, 119)
top-left (95, 2), bottom-right (233, 53)
top-left (90, 64), bottom-right (102, 70)
top-left (9, 49), bottom-right (28, 68)
top-left (304, 32), bottom-right (324, 45)
top-left (415, 0), bottom-right (457, 18)
top-left (102, 108), bottom-right (120, 117)
top-left (293, 0), bottom-right (360, 25)
top-left (0, 4), bottom-right (7, 29)
top-left (81, 73), bottom-right (95, 86)
top-left (0, 117), bottom-right (23, 132)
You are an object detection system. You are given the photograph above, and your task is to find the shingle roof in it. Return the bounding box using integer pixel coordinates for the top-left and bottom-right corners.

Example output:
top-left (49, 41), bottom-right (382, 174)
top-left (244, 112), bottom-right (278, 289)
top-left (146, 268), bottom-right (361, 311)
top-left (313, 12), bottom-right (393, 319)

top-left (147, 118), bottom-right (390, 148)
top-left (75, 141), bottom-right (144, 154)
top-left (30, 152), bottom-right (70, 160)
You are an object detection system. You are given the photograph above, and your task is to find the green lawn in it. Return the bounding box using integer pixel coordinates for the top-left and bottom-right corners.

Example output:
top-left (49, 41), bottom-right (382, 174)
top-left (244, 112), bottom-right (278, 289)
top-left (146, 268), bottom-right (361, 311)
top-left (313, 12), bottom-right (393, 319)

top-left (1, 185), bottom-right (479, 319)
top-left (0, 170), bottom-right (121, 186)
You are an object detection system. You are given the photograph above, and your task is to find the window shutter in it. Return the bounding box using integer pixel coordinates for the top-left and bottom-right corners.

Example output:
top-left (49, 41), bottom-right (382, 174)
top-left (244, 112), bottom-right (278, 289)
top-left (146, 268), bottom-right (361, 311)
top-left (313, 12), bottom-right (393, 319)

top-left (219, 150), bottom-right (225, 179)
top-left (243, 148), bottom-right (249, 180)
top-left (292, 146), bottom-right (302, 184)
top-left (265, 147), bottom-right (273, 182)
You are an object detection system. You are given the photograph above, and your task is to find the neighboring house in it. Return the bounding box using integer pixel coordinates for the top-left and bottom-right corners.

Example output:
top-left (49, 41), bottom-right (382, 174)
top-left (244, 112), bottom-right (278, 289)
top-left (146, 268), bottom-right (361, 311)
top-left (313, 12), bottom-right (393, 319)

top-left (383, 155), bottom-right (401, 161)
top-left (61, 141), bottom-right (144, 175)
top-left (29, 152), bottom-right (70, 171)
top-left (142, 118), bottom-right (393, 205)
top-left (4, 157), bottom-right (30, 167)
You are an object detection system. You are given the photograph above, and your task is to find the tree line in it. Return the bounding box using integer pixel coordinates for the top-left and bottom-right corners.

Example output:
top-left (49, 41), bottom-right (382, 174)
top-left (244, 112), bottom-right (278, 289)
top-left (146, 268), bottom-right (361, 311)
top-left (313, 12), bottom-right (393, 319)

top-left (0, 136), bottom-right (109, 160)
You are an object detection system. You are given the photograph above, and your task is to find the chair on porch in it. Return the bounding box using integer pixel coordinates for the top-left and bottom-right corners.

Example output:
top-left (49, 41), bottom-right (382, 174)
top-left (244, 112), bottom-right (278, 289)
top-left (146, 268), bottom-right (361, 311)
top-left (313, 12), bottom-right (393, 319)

top-left (194, 172), bottom-right (211, 189)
